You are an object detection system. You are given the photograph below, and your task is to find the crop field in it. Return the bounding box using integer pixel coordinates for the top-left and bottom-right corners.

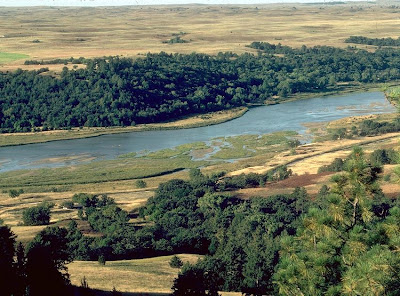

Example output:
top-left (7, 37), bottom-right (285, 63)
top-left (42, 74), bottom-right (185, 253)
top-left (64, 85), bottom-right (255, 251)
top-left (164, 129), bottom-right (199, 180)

top-left (1, 3), bottom-right (400, 71)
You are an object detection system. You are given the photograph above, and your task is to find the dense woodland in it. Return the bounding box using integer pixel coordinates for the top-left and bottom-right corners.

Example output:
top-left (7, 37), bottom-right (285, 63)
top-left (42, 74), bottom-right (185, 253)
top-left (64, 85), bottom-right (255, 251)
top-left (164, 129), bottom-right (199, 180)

top-left (345, 35), bottom-right (400, 47)
top-left (2, 43), bottom-right (400, 132)
top-left (1, 148), bottom-right (400, 295)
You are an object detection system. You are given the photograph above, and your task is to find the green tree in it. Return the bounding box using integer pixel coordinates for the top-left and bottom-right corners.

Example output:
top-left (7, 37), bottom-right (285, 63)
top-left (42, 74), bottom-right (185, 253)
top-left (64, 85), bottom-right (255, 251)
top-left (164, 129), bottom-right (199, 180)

top-left (22, 202), bottom-right (52, 226)
top-left (274, 147), bottom-right (400, 295)
top-left (25, 226), bottom-right (73, 296)
top-left (172, 264), bottom-right (219, 296)
top-left (0, 224), bottom-right (17, 296)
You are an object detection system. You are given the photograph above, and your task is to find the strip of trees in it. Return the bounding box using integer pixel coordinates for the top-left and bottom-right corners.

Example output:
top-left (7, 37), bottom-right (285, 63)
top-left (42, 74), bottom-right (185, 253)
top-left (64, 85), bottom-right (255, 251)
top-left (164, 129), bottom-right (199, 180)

top-left (345, 35), bottom-right (400, 47)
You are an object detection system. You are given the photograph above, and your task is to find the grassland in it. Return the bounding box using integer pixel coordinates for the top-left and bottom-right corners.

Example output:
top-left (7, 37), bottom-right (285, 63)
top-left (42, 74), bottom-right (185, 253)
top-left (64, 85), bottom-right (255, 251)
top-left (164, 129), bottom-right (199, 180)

top-left (68, 254), bottom-right (202, 294)
top-left (210, 131), bottom-right (297, 160)
top-left (1, 3), bottom-right (400, 71)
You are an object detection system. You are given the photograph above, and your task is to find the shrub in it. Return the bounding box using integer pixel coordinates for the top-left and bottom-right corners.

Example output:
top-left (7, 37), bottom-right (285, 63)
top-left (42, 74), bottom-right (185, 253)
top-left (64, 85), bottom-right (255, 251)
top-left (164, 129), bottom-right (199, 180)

top-left (61, 201), bottom-right (74, 209)
top-left (170, 255), bottom-right (184, 268)
top-left (370, 149), bottom-right (399, 166)
top-left (135, 180), bottom-right (147, 188)
top-left (98, 255), bottom-right (106, 265)
top-left (9, 189), bottom-right (23, 198)
top-left (318, 158), bottom-right (345, 173)
top-left (111, 287), bottom-right (122, 296)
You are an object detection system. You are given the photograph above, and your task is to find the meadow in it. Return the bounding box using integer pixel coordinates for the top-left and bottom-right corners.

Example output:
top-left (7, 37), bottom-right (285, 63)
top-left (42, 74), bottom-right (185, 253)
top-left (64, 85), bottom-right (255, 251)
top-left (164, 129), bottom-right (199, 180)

top-left (68, 254), bottom-right (202, 294)
top-left (0, 52), bottom-right (29, 64)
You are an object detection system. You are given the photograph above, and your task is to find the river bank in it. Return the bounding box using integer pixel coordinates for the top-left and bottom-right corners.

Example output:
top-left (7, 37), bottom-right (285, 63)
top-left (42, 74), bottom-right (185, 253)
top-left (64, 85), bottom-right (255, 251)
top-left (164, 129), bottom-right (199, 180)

top-left (0, 107), bottom-right (248, 147)
top-left (0, 90), bottom-right (395, 174)
top-left (2, 81), bottom-right (399, 148)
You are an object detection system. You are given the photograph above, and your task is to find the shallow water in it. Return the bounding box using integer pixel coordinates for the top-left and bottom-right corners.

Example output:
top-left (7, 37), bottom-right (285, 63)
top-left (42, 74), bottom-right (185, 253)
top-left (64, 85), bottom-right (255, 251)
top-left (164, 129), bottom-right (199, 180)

top-left (0, 91), bottom-right (396, 172)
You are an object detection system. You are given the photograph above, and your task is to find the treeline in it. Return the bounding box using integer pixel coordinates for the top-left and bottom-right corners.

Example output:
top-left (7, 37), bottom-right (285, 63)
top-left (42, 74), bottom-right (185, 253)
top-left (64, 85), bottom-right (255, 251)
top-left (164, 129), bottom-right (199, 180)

top-left (3, 43), bottom-right (400, 132)
top-left (345, 35), bottom-right (400, 47)
top-left (24, 57), bottom-right (87, 65)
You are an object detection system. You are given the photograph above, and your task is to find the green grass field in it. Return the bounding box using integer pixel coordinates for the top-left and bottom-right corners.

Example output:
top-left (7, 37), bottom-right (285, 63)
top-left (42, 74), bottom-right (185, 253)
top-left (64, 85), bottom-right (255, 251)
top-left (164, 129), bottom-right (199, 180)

top-left (0, 52), bottom-right (29, 64)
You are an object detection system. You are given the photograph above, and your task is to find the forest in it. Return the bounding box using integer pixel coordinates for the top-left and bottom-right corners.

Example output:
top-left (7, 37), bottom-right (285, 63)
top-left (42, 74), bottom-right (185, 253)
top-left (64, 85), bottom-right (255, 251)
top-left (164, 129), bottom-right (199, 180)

top-left (2, 43), bottom-right (400, 132)
top-left (1, 147), bottom-right (400, 295)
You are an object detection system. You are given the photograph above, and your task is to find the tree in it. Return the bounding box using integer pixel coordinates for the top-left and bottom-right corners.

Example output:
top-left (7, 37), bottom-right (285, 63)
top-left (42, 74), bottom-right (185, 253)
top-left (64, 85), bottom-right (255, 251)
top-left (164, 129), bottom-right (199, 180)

top-left (25, 226), bottom-right (73, 296)
top-left (22, 202), bottom-right (52, 226)
top-left (274, 147), bottom-right (400, 295)
top-left (14, 242), bottom-right (27, 296)
top-left (172, 264), bottom-right (218, 296)
top-left (0, 224), bottom-right (17, 296)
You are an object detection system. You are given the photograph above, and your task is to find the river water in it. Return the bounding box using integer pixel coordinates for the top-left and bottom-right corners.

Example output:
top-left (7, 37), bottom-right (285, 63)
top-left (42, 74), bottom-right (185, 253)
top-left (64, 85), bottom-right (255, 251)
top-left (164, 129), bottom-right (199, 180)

top-left (0, 91), bottom-right (396, 172)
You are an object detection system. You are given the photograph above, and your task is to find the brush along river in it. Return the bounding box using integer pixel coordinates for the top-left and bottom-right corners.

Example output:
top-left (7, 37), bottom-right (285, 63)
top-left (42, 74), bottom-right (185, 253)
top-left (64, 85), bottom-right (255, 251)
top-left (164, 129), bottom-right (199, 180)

top-left (0, 91), bottom-right (396, 172)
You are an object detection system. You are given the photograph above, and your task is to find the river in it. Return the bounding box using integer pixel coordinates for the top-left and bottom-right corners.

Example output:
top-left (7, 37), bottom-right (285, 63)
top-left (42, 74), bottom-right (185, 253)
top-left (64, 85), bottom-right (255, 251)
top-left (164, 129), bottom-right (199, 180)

top-left (0, 91), bottom-right (396, 172)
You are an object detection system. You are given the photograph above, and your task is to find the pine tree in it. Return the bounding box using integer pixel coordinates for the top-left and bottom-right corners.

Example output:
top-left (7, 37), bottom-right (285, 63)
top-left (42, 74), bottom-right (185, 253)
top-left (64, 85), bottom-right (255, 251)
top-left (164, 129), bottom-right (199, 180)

top-left (274, 147), bottom-right (400, 296)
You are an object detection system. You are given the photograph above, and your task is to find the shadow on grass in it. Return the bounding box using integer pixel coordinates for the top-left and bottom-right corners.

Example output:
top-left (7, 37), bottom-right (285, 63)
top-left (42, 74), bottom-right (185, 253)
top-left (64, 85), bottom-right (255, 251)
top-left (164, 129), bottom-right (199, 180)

top-left (73, 286), bottom-right (171, 296)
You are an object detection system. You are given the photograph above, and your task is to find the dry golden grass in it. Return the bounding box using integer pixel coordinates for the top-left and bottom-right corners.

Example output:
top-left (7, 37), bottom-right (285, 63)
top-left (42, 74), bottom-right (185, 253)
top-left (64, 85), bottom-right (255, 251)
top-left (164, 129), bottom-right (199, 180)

top-left (232, 133), bottom-right (400, 199)
top-left (230, 132), bottom-right (400, 176)
top-left (1, 3), bottom-right (400, 70)
top-left (68, 254), bottom-right (202, 294)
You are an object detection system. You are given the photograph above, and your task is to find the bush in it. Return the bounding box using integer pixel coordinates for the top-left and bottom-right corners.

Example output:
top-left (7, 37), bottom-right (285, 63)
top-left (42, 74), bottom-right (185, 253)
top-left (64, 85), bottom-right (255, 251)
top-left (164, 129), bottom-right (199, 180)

top-left (135, 180), bottom-right (147, 188)
top-left (170, 255), bottom-right (184, 268)
top-left (61, 201), bottom-right (74, 209)
top-left (111, 287), bottom-right (122, 296)
top-left (318, 158), bottom-right (345, 173)
top-left (9, 188), bottom-right (23, 198)
top-left (370, 149), bottom-right (399, 166)
top-left (22, 203), bottom-right (52, 226)
top-left (98, 255), bottom-right (106, 265)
